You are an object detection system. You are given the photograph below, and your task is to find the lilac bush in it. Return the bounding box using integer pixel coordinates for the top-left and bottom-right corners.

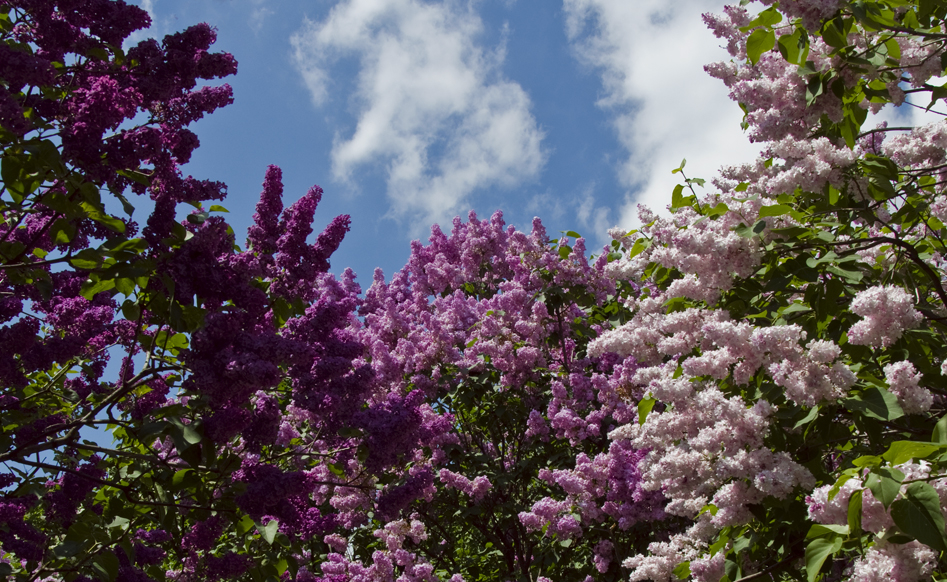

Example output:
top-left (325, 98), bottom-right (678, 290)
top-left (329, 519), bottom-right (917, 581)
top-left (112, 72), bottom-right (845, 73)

top-left (0, 2), bottom-right (415, 581)
top-left (591, 1), bottom-right (947, 580)
top-left (327, 212), bottom-right (669, 581)
top-left (7, 0), bottom-right (947, 581)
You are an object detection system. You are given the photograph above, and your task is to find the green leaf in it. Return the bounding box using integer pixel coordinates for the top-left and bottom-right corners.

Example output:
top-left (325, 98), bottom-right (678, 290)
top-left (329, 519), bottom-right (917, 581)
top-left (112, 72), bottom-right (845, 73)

top-left (841, 387), bottom-right (904, 421)
top-left (208, 204), bottom-right (230, 213)
top-left (638, 396), bottom-right (657, 425)
top-left (186, 212), bottom-right (207, 225)
top-left (848, 488), bottom-right (863, 535)
top-left (1, 153), bottom-right (22, 187)
top-left (827, 472), bottom-right (857, 502)
top-left (80, 277), bottom-right (115, 300)
top-left (862, 155), bottom-right (900, 180)
top-left (781, 302), bottom-right (812, 316)
top-left (172, 469), bottom-right (193, 487)
top-left (805, 537), bottom-right (843, 582)
top-left (52, 540), bottom-right (86, 558)
top-left (806, 74), bottom-right (824, 106)
top-left (932, 414), bottom-right (947, 443)
top-left (741, 6), bottom-right (782, 30)
top-left (706, 202), bottom-right (729, 218)
top-left (121, 300), bottom-right (141, 321)
top-left (237, 515), bottom-right (255, 535)
top-left (117, 169), bottom-right (152, 189)
top-left (92, 551), bottom-right (121, 582)
top-left (672, 184), bottom-right (695, 209)
top-left (882, 441), bottom-right (946, 465)
top-left (108, 516), bottom-right (130, 529)
top-left (51, 218), bottom-right (77, 244)
top-left (672, 158), bottom-right (686, 174)
top-left (182, 423), bottom-right (201, 444)
top-left (890, 482), bottom-right (947, 552)
top-left (262, 519), bottom-right (279, 544)
top-left (673, 561), bottom-right (691, 580)
top-left (69, 249), bottom-right (105, 270)
top-left (821, 18), bottom-right (848, 48)
top-left (628, 238), bottom-right (649, 259)
top-left (865, 467), bottom-right (904, 509)
top-left (777, 28), bottom-right (809, 65)
top-left (793, 405), bottom-right (820, 429)
top-left (747, 28), bottom-right (776, 65)
top-left (852, 455), bottom-right (881, 469)
top-left (758, 204), bottom-right (792, 217)
top-left (806, 524), bottom-right (849, 539)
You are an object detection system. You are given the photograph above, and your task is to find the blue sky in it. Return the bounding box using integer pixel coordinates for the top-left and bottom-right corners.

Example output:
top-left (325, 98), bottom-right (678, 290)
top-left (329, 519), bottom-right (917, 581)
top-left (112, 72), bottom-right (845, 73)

top-left (129, 0), bottom-right (761, 283)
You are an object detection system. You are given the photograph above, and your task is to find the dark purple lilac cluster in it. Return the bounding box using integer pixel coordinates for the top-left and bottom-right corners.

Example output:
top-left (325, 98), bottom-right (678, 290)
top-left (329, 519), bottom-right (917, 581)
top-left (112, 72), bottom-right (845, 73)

top-left (134, 528), bottom-right (170, 565)
top-left (0, 497), bottom-right (44, 562)
top-left (184, 517), bottom-right (222, 553)
top-left (0, 1), bottom-right (381, 577)
top-left (375, 466), bottom-right (434, 521)
top-left (43, 455), bottom-right (104, 526)
top-left (180, 168), bottom-right (364, 446)
top-left (232, 459), bottom-right (336, 539)
top-left (356, 390), bottom-right (425, 472)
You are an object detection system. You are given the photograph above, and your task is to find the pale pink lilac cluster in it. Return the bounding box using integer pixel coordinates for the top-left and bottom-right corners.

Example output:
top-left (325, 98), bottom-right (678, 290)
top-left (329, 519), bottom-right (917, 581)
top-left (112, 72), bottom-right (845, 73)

top-left (849, 541), bottom-right (937, 582)
top-left (807, 477), bottom-right (892, 534)
top-left (848, 286), bottom-right (923, 348)
top-left (607, 203), bottom-right (761, 304)
top-left (807, 461), bottom-right (947, 560)
top-left (704, 33), bottom-right (841, 144)
top-left (621, 516), bottom-right (719, 582)
top-left (599, 2), bottom-right (947, 580)
top-left (758, 0), bottom-right (846, 30)
top-left (883, 360), bottom-right (933, 415)
top-left (883, 121), bottom-right (947, 191)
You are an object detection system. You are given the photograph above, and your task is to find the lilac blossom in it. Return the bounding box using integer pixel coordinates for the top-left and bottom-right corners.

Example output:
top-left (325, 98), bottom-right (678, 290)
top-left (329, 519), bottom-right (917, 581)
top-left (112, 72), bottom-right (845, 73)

top-left (848, 286), bottom-right (923, 348)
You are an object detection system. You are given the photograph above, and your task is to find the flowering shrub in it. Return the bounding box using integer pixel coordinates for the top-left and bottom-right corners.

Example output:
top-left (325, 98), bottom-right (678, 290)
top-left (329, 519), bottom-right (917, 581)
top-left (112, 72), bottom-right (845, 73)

top-left (590, 0), bottom-right (947, 580)
top-left (332, 213), bottom-right (670, 581)
top-left (0, 2), bottom-right (412, 581)
top-left (7, 0), bottom-right (947, 581)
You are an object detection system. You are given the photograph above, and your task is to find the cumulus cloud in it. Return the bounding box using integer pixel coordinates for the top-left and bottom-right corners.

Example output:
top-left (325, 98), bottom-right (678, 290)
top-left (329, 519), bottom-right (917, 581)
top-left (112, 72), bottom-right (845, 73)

top-left (249, 0), bottom-right (274, 33)
top-left (563, 0), bottom-right (762, 229)
top-left (290, 0), bottom-right (545, 231)
top-left (125, 0), bottom-right (158, 47)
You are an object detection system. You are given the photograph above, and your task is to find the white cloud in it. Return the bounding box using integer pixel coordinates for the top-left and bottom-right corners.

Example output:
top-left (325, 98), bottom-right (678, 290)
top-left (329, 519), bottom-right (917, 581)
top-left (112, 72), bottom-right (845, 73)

top-left (249, 0), bottom-right (275, 33)
top-left (290, 0), bottom-right (545, 232)
top-left (575, 184), bottom-right (611, 239)
top-left (525, 182), bottom-right (610, 244)
top-left (125, 0), bottom-right (158, 47)
top-left (563, 0), bottom-right (762, 229)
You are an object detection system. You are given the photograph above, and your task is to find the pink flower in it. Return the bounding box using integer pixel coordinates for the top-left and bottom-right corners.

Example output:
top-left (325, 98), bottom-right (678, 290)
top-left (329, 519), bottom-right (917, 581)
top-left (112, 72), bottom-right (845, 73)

top-left (884, 361), bottom-right (932, 415)
top-left (850, 540), bottom-right (937, 582)
top-left (848, 286), bottom-right (923, 348)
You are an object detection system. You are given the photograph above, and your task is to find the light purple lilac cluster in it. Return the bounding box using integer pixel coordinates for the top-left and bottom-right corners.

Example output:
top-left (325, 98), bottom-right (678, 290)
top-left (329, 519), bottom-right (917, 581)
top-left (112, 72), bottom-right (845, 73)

top-left (326, 210), bottom-right (664, 580)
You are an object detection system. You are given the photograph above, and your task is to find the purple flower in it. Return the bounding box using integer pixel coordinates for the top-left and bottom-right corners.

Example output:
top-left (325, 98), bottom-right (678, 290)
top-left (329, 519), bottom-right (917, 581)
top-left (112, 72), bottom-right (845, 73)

top-left (44, 456), bottom-right (105, 526)
top-left (376, 467), bottom-right (434, 520)
top-left (182, 516), bottom-right (222, 551)
top-left (247, 165), bottom-right (285, 254)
